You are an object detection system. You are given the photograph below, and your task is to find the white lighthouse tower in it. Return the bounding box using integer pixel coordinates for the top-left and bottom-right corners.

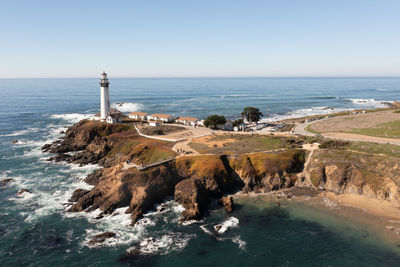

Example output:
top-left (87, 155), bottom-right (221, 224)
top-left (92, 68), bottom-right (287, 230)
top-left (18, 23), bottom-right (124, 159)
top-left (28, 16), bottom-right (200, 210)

top-left (100, 72), bottom-right (110, 120)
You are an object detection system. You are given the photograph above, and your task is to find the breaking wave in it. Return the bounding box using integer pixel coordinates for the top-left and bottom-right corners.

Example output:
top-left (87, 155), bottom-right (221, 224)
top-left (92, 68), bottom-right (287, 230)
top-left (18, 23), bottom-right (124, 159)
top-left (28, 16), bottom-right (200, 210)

top-left (0, 128), bottom-right (40, 137)
top-left (348, 99), bottom-right (389, 108)
top-left (112, 102), bottom-right (144, 112)
top-left (50, 113), bottom-right (94, 124)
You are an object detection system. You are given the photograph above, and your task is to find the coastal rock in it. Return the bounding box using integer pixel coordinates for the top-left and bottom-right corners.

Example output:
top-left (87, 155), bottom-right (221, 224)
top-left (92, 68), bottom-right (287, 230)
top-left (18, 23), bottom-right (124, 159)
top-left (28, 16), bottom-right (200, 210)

top-left (47, 153), bottom-right (72, 162)
top-left (85, 169), bottom-right (105, 185)
top-left (174, 178), bottom-right (209, 220)
top-left (89, 232), bottom-right (116, 245)
top-left (228, 150), bottom-right (305, 193)
top-left (17, 188), bottom-right (30, 195)
top-left (305, 150), bottom-right (400, 204)
top-left (69, 188), bottom-right (90, 202)
top-left (0, 178), bottom-right (13, 187)
top-left (219, 196), bottom-right (234, 213)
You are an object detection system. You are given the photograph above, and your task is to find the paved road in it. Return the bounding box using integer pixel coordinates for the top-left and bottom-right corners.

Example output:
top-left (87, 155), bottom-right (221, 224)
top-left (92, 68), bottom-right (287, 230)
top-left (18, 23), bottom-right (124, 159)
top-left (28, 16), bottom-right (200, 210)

top-left (293, 119), bottom-right (324, 136)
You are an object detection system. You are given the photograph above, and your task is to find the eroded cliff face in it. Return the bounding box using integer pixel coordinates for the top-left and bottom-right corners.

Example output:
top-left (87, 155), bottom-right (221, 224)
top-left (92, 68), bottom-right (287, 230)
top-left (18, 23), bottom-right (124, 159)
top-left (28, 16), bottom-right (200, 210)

top-left (65, 151), bottom-right (305, 224)
top-left (302, 149), bottom-right (400, 205)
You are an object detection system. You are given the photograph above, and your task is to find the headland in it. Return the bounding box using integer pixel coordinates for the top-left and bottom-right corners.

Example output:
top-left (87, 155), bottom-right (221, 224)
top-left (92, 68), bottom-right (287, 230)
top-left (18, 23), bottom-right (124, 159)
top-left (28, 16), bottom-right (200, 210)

top-left (37, 104), bottom-right (400, 246)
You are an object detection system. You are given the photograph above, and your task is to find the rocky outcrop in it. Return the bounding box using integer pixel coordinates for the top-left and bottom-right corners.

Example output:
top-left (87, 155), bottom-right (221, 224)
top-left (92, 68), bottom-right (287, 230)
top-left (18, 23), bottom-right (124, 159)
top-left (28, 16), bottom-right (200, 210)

top-left (0, 178), bottom-right (13, 187)
top-left (219, 196), bottom-right (234, 213)
top-left (42, 120), bottom-right (135, 166)
top-left (17, 188), bottom-right (30, 195)
top-left (228, 150), bottom-right (305, 193)
top-left (69, 188), bottom-right (90, 202)
top-left (89, 232), bottom-right (116, 245)
top-left (303, 150), bottom-right (400, 204)
top-left (65, 151), bottom-right (305, 224)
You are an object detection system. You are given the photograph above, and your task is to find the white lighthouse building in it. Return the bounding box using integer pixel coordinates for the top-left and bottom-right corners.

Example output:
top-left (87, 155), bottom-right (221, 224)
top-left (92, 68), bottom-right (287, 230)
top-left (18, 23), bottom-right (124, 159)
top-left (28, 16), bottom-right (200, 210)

top-left (100, 72), bottom-right (110, 120)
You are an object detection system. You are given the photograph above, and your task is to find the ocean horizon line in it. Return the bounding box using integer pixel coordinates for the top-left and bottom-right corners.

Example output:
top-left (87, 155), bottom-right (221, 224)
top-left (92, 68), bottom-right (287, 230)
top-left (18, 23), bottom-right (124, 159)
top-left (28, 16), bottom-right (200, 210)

top-left (1, 75), bottom-right (400, 80)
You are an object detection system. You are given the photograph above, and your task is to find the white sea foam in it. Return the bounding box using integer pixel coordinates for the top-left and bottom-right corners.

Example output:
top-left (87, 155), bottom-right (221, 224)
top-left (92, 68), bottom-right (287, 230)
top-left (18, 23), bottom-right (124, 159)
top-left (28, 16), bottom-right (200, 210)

top-left (349, 98), bottom-right (388, 108)
top-left (0, 128), bottom-right (40, 137)
top-left (322, 197), bottom-right (339, 209)
top-left (232, 235), bottom-right (247, 251)
top-left (200, 225), bottom-right (214, 236)
top-left (111, 102), bottom-right (144, 112)
top-left (260, 106), bottom-right (347, 123)
top-left (127, 233), bottom-right (194, 255)
top-left (50, 113), bottom-right (94, 124)
top-left (214, 217), bottom-right (239, 234)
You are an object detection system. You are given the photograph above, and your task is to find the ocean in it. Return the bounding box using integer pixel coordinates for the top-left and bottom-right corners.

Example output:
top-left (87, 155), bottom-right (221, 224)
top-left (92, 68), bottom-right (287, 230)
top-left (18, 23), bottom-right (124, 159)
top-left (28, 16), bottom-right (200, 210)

top-left (1, 77), bottom-right (400, 266)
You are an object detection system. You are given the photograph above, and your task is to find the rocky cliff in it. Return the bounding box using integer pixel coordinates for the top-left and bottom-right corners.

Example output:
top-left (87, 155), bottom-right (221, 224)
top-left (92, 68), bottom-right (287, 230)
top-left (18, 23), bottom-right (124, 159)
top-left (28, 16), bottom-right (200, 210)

top-left (300, 149), bottom-right (400, 205)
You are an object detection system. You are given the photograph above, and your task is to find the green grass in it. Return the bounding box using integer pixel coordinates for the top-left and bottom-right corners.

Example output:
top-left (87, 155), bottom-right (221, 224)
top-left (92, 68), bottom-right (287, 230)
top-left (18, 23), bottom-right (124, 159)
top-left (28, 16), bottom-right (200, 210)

top-left (346, 141), bottom-right (400, 158)
top-left (141, 125), bottom-right (186, 136)
top-left (350, 120), bottom-right (400, 139)
top-left (305, 125), bottom-right (320, 135)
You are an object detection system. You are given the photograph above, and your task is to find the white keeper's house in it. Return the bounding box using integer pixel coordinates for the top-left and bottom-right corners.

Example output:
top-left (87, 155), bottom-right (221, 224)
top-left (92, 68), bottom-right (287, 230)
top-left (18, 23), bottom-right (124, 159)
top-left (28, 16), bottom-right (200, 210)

top-left (106, 108), bottom-right (124, 124)
top-left (128, 112), bottom-right (148, 120)
top-left (176, 116), bottom-right (199, 126)
top-left (147, 113), bottom-right (175, 123)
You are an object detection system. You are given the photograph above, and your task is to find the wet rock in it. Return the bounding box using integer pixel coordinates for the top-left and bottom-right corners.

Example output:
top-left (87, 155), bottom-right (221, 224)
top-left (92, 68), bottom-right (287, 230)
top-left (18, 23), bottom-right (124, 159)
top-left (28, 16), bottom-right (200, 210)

top-left (89, 232), bottom-right (116, 245)
top-left (47, 153), bottom-right (72, 162)
top-left (17, 188), bottom-right (30, 195)
top-left (0, 178), bottom-right (13, 187)
top-left (68, 188), bottom-right (90, 202)
top-left (219, 196), bottom-right (234, 213)
top-left (42, 143), bottom-right (52, 152)
top-left (214, 224), bottom-right (222, 233)
top-left (84, 169), bottom-right (104, 186)
top-left (174, 178), bottom-right (209, 221)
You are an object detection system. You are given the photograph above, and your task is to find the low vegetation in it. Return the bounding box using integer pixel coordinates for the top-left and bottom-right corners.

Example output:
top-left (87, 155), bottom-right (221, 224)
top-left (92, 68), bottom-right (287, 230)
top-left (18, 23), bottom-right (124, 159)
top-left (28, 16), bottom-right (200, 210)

top-left (305, 125), bottom-right (320, 134)
top-left (189, 134), bottom-right (304, 154)
top-left (350, 120), bottom-right (400, 139)
top-left (140, 125), bottom-right (186, 136)
top-left (347, 141), bottom-right (400, 158)
top-left (318, 139), bottom-right (400, 158)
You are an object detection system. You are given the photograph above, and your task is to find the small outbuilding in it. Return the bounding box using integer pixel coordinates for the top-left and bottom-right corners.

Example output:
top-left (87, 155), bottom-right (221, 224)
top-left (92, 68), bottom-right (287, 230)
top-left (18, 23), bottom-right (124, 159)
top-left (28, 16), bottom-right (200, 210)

top-left (148, 114), bottom-right (175, 123)
top-left (176, 116), bottom-right (199, 126)
top-left (128, 112), bottom-right (148, 120)
top-left (149, 121), bottom-right (161, 127)
top-left (107, 114), bottom-right (123, 124)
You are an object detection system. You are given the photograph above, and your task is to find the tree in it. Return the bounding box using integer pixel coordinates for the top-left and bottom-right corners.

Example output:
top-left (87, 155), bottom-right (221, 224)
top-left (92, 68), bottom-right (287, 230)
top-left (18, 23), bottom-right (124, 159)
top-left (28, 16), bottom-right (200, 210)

top-left (204, 115), bottom-right (226, 129)
top-left (241, 107), bottom-right (262, 124)
top-left (233, 118), bottom-right (243, 127)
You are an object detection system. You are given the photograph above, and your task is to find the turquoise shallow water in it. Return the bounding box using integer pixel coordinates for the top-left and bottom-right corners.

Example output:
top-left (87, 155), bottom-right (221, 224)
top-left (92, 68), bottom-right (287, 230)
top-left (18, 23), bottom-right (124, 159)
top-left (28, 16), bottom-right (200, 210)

top-left (1, 77), bottom-right (400, 266)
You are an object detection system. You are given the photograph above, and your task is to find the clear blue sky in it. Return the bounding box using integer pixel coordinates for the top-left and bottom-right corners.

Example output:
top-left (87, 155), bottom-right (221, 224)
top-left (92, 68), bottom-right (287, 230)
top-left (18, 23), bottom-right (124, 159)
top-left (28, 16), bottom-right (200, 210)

top-left (1, 0), bottom-right (399, 78)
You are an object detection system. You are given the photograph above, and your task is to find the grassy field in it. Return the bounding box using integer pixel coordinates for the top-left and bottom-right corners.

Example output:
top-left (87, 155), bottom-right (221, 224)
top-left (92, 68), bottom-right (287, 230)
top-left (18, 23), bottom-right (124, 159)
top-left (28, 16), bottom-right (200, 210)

top-left (140, 125), bottom-right (186, 136)
top-left (347, 141), bottom-right (400, 158)
top-left (189, 134), bottom-right (303, 154)
top-left (350, 120), bottom-right (400, 139)
top-left (318, 139), bottom-right (400, 158)
top-left (305, 125), bottom-right (320, 134)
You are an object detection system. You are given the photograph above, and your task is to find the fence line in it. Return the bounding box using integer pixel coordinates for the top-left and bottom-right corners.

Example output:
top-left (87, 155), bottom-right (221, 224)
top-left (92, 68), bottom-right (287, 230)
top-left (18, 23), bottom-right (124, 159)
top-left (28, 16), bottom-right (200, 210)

top-left (134, 124), bottom-right (186, 142)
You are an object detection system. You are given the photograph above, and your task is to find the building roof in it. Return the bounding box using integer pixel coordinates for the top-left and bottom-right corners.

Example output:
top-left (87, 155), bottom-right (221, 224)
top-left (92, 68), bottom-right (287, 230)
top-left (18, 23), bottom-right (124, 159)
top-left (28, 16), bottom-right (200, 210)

top-left (129, 112), bottom-right (148, 116)
top-left (177, 116), bottom-right (198, 122)
top-left (109, 108), bottom-right (123, 115)
top-left (149, 113), bottom-right (173, 119)
top-left (108, 113), bottom-right (122, 119)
